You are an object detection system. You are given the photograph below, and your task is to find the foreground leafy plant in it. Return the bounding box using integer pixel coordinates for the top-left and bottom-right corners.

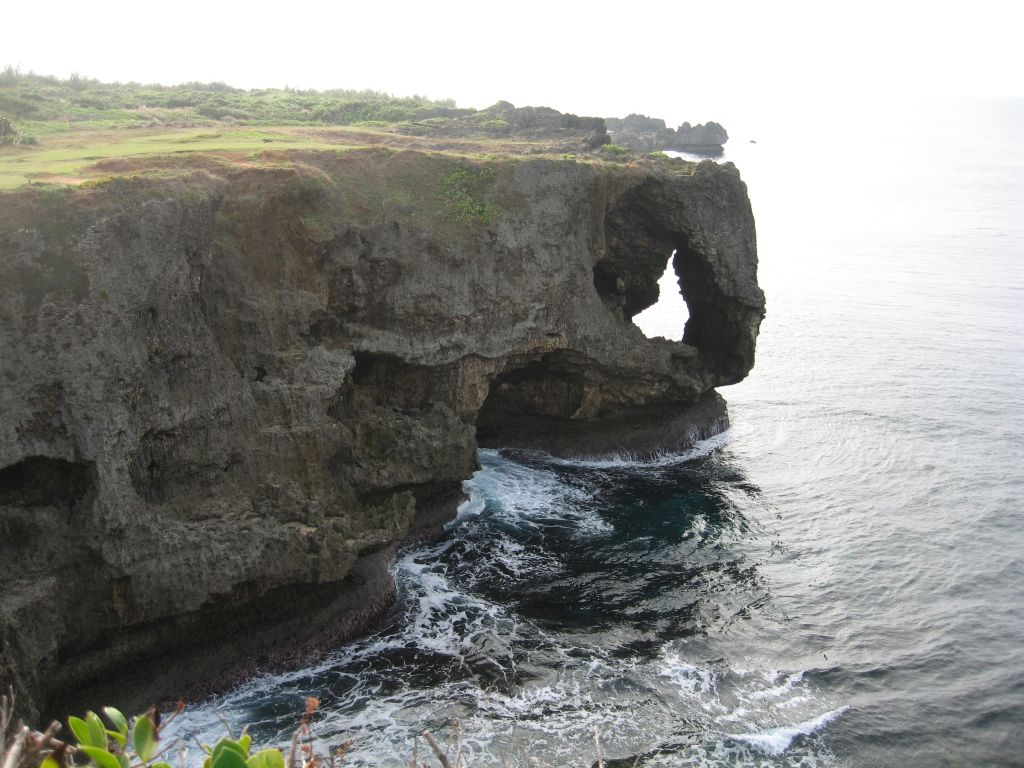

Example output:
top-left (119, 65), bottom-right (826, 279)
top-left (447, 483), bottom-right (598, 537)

top-left (2, 688), bottom-right (485, 768)
top-left (65, 705), bottom-right (175, 768)
top-left (64, 706), bottom-right (305, 768)
top-left (1, 686), bottom-right (73, 768)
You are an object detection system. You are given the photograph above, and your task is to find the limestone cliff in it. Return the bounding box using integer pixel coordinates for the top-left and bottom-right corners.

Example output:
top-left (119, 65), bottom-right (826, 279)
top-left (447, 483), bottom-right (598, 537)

top-left (0, 147), bottom-right (763, 719)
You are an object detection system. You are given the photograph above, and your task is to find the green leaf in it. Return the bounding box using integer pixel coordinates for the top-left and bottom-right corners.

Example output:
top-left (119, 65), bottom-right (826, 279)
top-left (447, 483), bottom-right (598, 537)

top-left (68, 716), bottom-right (91, 746)
top-left (106, 730), bottom-right (126, 747)
top-left (246, 748), bottom-right (285, 768)
top-left (212, 739), bottom-right (247, 762)
top-left (40, 758), bottom-right (60, 768)
top-left (238, 734), bottom-right (252, 755)
top-left (86, 712), bottom-right (108, 749)
top-left (132, 714), bottom-right (159, 762)
top-left (103, 707), bottom-right (130, 737)
top-left (80, 746), bottom-right (122, 768)
top-left (116, 753), bottom-right (130, 768)
top-left (152, 762), bottom-right (175, 768)
top-left (211, 747), bottom-right (247, 768)
top-left (203, 757), bottom-right (212, 768)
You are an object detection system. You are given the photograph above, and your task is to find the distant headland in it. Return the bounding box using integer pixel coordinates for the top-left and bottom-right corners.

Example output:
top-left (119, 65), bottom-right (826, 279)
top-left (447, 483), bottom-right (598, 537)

top-left (605, 114), bottom-right (729, 155)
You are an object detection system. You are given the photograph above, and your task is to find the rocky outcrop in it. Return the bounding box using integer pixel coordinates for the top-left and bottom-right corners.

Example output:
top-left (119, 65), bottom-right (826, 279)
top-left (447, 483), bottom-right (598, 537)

top-left (397, 101), bottom-right (610, 150)
top-left (607, 115), bottom-right (729, 155)
top-left (0, 148), bottom-right (762, 720)
top-left (675, 121), bottom-right (729, 152)
top-left (605, 114), bottom-right (674, 152)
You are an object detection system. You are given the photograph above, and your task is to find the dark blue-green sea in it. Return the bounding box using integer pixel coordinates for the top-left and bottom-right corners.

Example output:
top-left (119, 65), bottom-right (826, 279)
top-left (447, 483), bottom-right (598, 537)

top-left (172, 99), bottom-right (1024, 766)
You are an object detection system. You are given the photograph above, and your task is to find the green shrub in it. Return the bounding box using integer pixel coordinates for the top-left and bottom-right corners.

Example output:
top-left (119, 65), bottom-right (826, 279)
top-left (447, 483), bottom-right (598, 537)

top-left (0, 65), bottom-right (22, 86)
top-left (0, 71), bottom-right (459, 128)
top-left (439, 164), bottom-right (500, 226)
top-left (0, 116), bottom-right (18, 145)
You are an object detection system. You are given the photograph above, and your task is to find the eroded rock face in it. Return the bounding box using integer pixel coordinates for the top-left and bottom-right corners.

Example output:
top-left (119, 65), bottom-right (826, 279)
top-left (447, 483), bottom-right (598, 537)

top-left (397, 101), bottom-right (610, 150)
top-left (676, 121), bottom-right (730, 150)
top-left (607, 116), bottom-right (730, 155)
top-left (0, 150), bottom-right (763, 719)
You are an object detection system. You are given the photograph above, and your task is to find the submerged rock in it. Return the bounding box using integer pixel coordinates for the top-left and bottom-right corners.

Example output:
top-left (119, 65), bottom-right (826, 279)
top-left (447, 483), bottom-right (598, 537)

top-left (0, 146), bottom-right (763, 719)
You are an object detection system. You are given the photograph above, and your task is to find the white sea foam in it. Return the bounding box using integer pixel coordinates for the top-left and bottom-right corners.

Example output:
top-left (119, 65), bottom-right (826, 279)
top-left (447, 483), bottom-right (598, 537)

top-left (656, 651), bottom-right (718, 696)
top-left (172, 619), bottom-right (845, 768)
top-left (454, 490), bottom-right (485, 519)
top-left (745, 670), bottom-right (805, 702)
top-left (461, 449), bottom-right (612, 534)
top-left (729, 706), bottom-right (849, 756)
top-left (537, 423), bottom-right (753, 470)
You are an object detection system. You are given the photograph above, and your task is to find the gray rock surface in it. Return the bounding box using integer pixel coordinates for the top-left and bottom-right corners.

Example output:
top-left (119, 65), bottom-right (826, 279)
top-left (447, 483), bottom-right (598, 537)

top-left (606, 114), bottom-right (674, 152)
top-left (397, 101), bottom-right (609, 151)
top-left (607, 115), bottom-right (730, 154)
top-left (0, 149), bottom-right (763, 720)
top-left (675, 121), bottom-right (730, 150)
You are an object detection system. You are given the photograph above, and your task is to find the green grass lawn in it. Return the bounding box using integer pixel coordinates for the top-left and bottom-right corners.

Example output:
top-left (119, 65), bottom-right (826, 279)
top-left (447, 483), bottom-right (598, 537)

top-left (0, 127), bottom-right (377, 190)
top-left (0, 70), bottom-right (472, 190)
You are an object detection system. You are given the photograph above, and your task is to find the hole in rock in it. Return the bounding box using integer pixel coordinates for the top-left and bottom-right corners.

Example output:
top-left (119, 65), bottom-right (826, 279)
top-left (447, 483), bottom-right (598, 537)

top-left (347, 351), bottom-right (438, 412)
top-left (0, 456), bottom-right (93, 508)
top-left (632, 251), bottom-right (689, 340)
top-left (0, 458), bottom-right (96, 582)
top-left (476, 351), bottom-right (588, 445)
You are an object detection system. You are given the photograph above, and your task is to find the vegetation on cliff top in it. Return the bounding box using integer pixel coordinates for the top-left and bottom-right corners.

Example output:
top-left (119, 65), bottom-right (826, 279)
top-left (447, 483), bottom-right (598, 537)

top-left (0, 67), bottom-right (463, 132)
top-left (0, 69), bottom-right (689, 193)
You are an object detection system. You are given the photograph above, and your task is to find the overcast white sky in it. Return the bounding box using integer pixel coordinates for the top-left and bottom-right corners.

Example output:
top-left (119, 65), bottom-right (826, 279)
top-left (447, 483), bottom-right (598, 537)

top-left (4, 0), bottom-right (1022, 125)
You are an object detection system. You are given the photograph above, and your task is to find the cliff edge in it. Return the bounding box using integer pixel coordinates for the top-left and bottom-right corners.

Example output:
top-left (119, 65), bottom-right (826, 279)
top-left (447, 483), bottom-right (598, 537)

top-left (0, 141), bottom-right (763, 719)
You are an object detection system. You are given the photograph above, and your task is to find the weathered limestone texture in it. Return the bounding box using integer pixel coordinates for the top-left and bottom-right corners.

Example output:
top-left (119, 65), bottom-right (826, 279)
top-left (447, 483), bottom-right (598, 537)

top-left (606, 115), bottom-right (730, 154)
top-left (0, 149), bottom-right (763, 719)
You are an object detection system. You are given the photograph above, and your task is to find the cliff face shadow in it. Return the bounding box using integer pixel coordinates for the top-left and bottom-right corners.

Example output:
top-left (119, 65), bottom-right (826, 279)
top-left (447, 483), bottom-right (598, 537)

top-left (475, 349), bottom-right (730, 460)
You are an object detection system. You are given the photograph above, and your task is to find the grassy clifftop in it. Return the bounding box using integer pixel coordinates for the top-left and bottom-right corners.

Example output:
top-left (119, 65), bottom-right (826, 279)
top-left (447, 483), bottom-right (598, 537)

top-left (0, 70), bottom-right (696, 191)
top-left (0, 68), bottom-right (465, 132)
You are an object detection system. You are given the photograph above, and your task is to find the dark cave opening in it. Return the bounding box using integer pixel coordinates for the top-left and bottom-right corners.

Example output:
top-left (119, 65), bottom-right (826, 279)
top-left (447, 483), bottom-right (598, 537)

top-left (475, 352), bottom-right (590, 445)
top-left (0, 456), bottom-right (96, 569)
top-left (347, 351), bottom-right (440, 413)
top-left (0, 456), bottom-right (94, 509)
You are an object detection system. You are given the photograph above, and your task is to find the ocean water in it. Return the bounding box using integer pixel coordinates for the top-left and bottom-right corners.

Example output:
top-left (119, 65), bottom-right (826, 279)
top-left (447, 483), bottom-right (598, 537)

top-left (172, 100), bottom-right (1024, 766)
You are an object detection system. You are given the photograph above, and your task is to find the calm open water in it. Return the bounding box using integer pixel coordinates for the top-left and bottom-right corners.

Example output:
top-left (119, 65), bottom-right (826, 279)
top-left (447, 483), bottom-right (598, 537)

top-left (173, 99), bottom-right (1024, 767)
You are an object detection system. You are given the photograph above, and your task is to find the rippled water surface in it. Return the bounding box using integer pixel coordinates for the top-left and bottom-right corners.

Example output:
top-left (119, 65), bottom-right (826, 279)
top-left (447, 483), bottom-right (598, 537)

top-left (174, 100), bottom-right (1024, 767)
